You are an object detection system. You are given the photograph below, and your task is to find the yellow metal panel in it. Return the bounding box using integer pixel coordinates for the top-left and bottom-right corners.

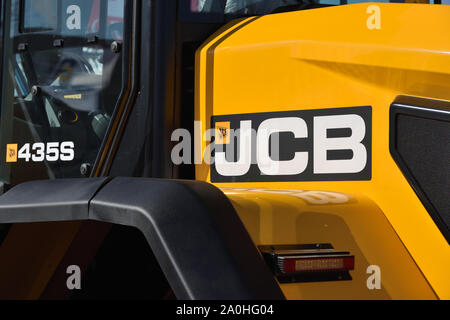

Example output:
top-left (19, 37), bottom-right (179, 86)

top-left (196, 3), bottom-right (450, 299)
top-left (222, 188), bottom-right (436, 299)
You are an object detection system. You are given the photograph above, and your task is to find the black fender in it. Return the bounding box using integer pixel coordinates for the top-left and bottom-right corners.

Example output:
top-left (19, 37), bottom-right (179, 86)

top-left (0, 177), bottom-right (284, 300)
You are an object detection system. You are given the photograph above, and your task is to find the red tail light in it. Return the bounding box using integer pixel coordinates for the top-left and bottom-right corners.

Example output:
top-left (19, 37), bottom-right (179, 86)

top-left (282, 255), bottom-right (355, 273)
top-left (259, 244), bottom-right (355, 283)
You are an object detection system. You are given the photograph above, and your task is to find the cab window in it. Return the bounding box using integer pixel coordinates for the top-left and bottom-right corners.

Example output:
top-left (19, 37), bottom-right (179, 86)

top-left (0, 0), bottom-right (127, 185)
top-left (184, 0), bottom-right (447, 21)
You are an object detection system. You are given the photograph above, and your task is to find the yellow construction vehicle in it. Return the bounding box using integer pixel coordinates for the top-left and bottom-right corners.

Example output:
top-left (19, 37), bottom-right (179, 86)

top-left (0, 0), bottom-right (448, 300)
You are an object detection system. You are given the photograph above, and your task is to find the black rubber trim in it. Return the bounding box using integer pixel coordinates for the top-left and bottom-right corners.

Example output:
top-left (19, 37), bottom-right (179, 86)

top-left (89, 177), bottom-right (284, 300)
top-left (389, 95), bottom-right (450, 243)
top-left (0, 177), bottom-right (284, 300)
top-left (0, 178), bottom-right (109, 223)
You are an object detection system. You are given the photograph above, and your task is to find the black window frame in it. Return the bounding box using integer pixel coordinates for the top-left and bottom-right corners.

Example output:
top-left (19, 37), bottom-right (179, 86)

top-left (91, 0), bottom-right (140, 177)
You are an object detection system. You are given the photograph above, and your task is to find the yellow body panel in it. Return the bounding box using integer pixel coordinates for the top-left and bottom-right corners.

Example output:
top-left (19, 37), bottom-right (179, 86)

top-left (222, 188), bottom-right (435, 299)
top-left (195, 4), bottom-right (450, 299)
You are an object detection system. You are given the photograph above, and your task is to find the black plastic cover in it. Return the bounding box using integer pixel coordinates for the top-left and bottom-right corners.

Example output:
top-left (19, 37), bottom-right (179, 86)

top-left (0, 178), bottom-right (109, 223)
top-left (0, 177), bottom-right (284, 300)
top-left (90, 177), bottom-right (284, 300)
top-left (390, 96), bottom-right (450, 243)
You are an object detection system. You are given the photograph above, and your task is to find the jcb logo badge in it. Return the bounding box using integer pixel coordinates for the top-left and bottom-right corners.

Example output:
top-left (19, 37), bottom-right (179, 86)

top-left (211, 106), bottom-right (372, 182)
top-left (6, 144), bottom-right (18, 163)
top-left (215, 122), bottom-right (230, 145)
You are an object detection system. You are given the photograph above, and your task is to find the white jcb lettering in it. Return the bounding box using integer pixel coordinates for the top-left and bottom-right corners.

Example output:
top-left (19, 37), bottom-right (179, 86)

top-left (214, 114), bottom-right (368, 177)
top-left (257, 117), bottom-right (308, 176)
top-left (215, 120), bottom-right (252, 176)
top-left (66, 5), bottom-right (81, 30)
top-left (313, 114), bottom-right (367, 174)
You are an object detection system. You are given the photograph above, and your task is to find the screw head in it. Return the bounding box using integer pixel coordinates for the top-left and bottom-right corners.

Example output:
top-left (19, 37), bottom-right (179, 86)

top-left (53, 39), bottom-right (64, 48)
top-left (18, 43), bottom-right (28, 51)
top-left (31, 85), bottom-right (40, 96)
top-left (111, 41), bottom-right (122, 53)
top-left (80, 163), bottom-right (92, 176)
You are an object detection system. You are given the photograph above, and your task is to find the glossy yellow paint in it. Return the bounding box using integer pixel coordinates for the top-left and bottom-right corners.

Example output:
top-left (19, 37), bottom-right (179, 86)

top-left (221, 187), bottom-right (436, 299)
top-left (195, 3), bottom-right (450, 299)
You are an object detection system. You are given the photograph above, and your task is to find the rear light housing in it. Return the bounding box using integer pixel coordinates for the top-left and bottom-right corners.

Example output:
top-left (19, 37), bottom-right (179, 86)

top-left (259, 244), bottom-right (354, 283)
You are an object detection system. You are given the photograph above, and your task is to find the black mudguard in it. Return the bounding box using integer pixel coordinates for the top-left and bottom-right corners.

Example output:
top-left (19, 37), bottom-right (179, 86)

top-left (0, 177), bottom-right (284, 300)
